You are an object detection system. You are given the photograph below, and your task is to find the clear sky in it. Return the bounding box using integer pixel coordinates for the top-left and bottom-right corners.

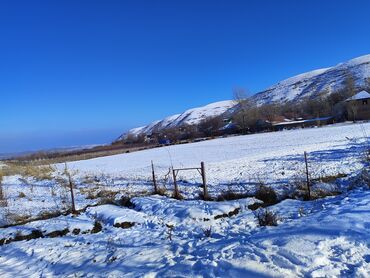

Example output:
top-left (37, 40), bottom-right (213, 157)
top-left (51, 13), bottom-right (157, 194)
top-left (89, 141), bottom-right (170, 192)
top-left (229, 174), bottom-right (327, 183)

top-left (1, 0), bottom-right (370, 154)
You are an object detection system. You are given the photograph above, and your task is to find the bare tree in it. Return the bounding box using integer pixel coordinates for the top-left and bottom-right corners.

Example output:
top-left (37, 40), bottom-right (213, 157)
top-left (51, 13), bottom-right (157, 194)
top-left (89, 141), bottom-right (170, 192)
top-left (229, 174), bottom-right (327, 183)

top-left (343, 73), bottom-right (356, 97)
top-left (366, 77), bottom-right (370, 91)
top-left (347, 100), bottom-right (358, 122)
top-left (199, 116), bottom-right (224, 137)
top-left (233, 87), bottom-right (252, 134)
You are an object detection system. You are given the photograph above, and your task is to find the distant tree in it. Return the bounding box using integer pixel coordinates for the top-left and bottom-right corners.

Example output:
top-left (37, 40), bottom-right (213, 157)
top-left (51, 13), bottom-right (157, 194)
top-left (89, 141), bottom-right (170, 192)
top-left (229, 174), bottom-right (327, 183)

top-left (199, 116), bottom-right (224, 137)
top-left (366, 77), bottom-right (370, 91)
top-left (258, 104), bottom-right (281, 122)
top-left (342, 73), bottom-right (356, 97)
top-left (233, 87), bottom-right (252, 134)
top-left (347, 100), bottom-right (358, 122)
top-left (302, 97), bottom-right (330, 119)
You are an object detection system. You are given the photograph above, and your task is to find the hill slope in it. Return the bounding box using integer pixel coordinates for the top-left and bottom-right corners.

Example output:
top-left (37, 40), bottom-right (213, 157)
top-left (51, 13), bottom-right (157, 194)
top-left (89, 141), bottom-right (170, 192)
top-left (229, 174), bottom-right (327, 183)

top-left (252, 54), bottom-right (370, 105)
top-left (120, 54), bottom-right (370, 139)
top-left (118, 100), bottom-right (235, 139)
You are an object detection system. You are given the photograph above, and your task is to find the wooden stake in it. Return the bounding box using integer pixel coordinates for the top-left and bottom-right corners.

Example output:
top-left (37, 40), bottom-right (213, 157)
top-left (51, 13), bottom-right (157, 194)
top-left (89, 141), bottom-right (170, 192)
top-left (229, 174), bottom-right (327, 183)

top-left (65, 163), bottom-right (76, 214)
top-left (172, 168), bottom-right (180, 199)
top-left (151, 160), bottom-right (158, 194)
top-left (201, 162), bottom-right (209, 200)
top-left (304, 151), bottom-right (311, 200)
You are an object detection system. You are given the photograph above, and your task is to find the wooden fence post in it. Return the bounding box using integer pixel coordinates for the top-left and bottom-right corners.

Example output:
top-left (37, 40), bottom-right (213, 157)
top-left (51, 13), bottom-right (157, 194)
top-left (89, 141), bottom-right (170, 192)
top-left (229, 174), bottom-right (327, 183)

top-left (200, 161), bottom-right (209, 200)
top-left (172, 168), bottom-right (180, 199)
top-left (67, 173), bottom-right (76, 214)
top-left (304, 151), bottom-right (311, 200)
top-left (65, 163), bottom-right (76, 214)
top-left (151, 160), bottom-right (158, 194)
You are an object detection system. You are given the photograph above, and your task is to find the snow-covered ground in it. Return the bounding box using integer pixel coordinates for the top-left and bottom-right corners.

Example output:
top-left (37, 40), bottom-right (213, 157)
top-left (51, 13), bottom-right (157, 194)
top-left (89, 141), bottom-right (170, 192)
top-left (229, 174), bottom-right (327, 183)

top-left (0, 190), bottom-right (369, 277)
top-left (0, 122), bottom-right (369, 277)
top-left (67, 122), bottom-right (370, 197)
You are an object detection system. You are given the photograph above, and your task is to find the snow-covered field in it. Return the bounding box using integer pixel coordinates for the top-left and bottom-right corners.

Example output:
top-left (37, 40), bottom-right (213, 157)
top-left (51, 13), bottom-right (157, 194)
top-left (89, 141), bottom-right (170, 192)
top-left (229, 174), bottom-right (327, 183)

top-left (0, 122), bottom-right (369, 277)
top-left (67, 122), bottom-right (370, 197)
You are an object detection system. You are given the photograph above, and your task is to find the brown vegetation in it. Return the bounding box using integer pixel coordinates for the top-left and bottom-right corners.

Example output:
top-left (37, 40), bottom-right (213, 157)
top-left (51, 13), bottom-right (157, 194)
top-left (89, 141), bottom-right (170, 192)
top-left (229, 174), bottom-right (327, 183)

top-left (256, 209), bottom-right (279, 226)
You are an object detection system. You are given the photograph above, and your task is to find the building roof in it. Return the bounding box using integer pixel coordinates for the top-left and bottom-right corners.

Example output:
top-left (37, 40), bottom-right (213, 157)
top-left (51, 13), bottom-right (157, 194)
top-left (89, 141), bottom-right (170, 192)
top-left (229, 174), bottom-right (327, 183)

top-left (346, 90), bottom-right (370, 101)
top-left (272, 116), bottom-right (333, 126)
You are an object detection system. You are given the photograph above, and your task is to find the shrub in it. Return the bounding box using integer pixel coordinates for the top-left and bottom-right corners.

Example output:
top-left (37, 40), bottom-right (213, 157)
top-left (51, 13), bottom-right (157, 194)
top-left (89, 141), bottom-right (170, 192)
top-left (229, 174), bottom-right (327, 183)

top-left (203, 227), bottom-right (212, 238)
top-left (256, 209), bottom-right (279, 226)
top-left (216, 190), bottom-right (249, 201)
top-left (255, 184), bottom-right (278, 205)
top-left (113, 222), bottom-right (135, 229)
top-left (198, 191), bottom-right (213, 201)
top-left (91, 221), bottom-right (103, 234)
top-left (310, 188), bottom-right (341, 199)
top-left (155, 187), bottom-right (167, 196)
top-left (172, 187), bottom-right (183, 200)
top-left (116, 196), bottom-right (133, 208)
top-left (18, 192), bottom-right (26, 198)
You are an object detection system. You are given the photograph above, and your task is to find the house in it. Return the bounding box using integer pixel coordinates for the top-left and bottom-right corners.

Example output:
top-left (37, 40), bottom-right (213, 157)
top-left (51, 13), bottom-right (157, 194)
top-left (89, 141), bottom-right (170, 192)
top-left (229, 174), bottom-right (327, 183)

top-left (346, 90), bottom-right (370, 121)
top-left (272, 116), bottom-right (334, 131)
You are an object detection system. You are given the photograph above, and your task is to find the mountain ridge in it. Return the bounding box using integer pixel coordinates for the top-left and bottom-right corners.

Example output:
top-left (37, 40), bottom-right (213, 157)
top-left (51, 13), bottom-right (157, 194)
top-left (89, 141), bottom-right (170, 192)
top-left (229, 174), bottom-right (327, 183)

top-left (119, 54), bottom-right (370, 139)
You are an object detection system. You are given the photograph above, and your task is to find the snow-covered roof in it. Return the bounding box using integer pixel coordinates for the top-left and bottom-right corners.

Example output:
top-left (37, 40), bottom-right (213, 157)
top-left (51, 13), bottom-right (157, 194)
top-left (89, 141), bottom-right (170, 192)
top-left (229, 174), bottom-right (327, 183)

top-left (346, 90), bottom-right (370, 101)
top-left (272, 116), bottom-right (333, 126)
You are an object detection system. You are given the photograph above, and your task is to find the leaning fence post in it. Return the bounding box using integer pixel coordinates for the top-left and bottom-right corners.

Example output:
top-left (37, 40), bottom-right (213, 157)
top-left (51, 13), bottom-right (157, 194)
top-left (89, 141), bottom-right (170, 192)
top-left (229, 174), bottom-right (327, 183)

top-left (151, 160), bottom-right (158, 194)
top-left (172, 168), bottom-right (180, 199)
top-left (67, 172), bottom-right (76, 214)
top-left (304, 151), bottom-right (311, 200)
top-left (64, 163), bottom-right (76, 214)
top-left (200, 161), bottom-right (209, 200)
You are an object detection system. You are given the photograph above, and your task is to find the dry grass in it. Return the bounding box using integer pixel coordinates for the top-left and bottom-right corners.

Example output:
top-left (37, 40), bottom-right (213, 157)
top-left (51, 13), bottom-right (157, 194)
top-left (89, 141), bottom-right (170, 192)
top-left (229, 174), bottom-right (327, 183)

top-left (80, 186), bottom-right (118, 201)
top-left (4, 211), bottom-right (32, 225)
top-left (310, 188), bottom-right (341, 199)
top-left (1, 162), bottom-right (55, 181)
top-left (313, 173), bottom-right (348, 183)
top-left (155, 187), bottom-right (167, 196)
top-left (0, 173), bottom-right (7, 207)
top-left (216, 190), bottom-right (250, 201)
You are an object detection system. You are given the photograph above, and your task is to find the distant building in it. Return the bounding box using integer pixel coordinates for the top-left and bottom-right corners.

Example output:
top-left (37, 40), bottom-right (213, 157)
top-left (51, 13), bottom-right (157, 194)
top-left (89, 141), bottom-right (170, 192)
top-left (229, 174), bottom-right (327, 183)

top-left (272, 116), bottom-right (334, 131)
top-left (346, 90), bottom-right (370, 121)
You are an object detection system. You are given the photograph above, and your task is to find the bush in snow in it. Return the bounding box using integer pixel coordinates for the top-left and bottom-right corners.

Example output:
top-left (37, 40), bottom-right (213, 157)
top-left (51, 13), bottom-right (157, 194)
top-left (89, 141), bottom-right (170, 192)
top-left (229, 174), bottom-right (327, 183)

top-left (256, 209), bottom-right (279, 227)
top-left (172, 187), bottom-right (183, 200)
top-left (216, 188), bottom-right (250, 201)
top-left (18, 192), bottom-right (26, 198)
top-left (255, 184), bottom-right (278, 205)
top-left (155, 186), bottom-right (167, 196)
top-left (203, 227), bottom-right (212, 238)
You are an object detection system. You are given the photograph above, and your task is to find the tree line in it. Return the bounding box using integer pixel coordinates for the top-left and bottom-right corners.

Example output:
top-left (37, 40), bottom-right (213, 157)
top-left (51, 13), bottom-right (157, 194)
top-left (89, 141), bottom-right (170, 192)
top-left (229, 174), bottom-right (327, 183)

top-left (122, 74), bottom-right (370, 145)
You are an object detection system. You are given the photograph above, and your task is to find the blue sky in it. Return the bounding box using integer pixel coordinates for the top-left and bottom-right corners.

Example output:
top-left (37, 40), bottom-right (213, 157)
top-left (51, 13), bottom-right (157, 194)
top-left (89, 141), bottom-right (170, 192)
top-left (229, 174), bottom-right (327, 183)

top-left (1, 0), bottom-right (370, 153)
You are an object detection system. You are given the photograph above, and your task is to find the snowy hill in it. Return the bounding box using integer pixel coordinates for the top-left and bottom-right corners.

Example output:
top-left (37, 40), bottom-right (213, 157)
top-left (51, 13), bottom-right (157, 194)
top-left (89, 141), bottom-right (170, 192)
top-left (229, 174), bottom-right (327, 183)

top-left (120, 54), bottom-right (370, 139)
top-left (119, 100), bottom-right (235, 139)
top-left (252, 54), bottom-right (370, 105)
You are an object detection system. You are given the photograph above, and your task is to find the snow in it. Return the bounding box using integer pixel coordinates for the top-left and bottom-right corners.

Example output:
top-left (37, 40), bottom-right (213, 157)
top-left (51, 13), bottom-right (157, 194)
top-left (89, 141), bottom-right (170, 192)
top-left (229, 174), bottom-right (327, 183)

top-left (272, 116), bottom-right (333, 126)
top-left (0, 123), bottom-right (369, 277)
top-left (166, 100), bottom-right (235, 127)
top-left (346, 90), bottom-right (370, 101)
top-left (0, 190), bottom-right (369, 277)
top-left (86, 205), bottom-right (146, 226)
top-left (66, 122), bottom-right (370, 194)
top-left (252, 54), bottom-right (370, 105)
top-left (121, 100), bottom-right (235, 138)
